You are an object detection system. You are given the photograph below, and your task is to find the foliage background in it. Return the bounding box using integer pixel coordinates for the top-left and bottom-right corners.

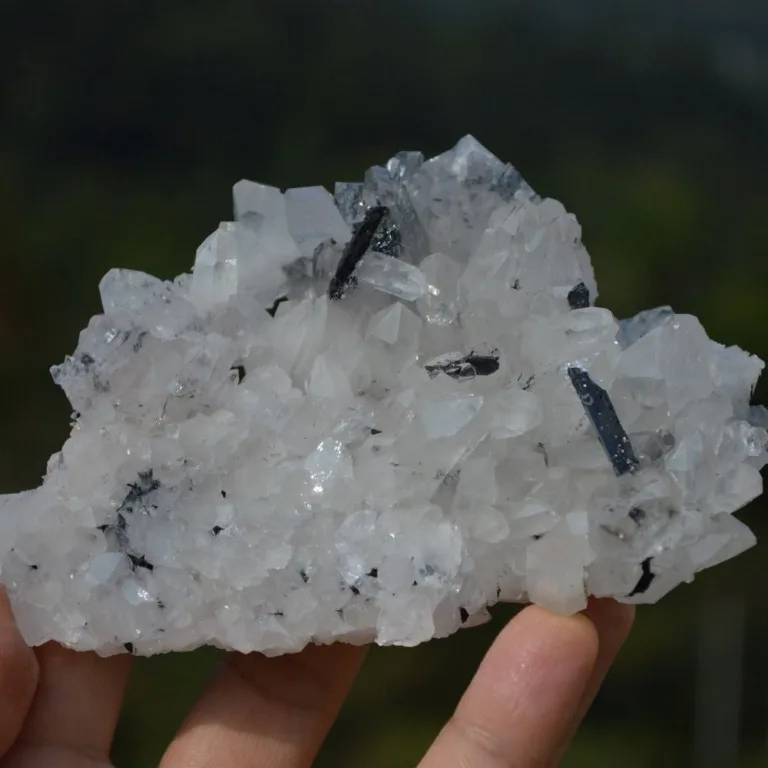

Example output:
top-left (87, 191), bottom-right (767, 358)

top-left (0, 1), bottom-right (767, 765)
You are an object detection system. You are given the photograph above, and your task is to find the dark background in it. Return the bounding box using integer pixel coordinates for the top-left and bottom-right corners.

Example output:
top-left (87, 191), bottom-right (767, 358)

top-left (1, 1), bottom-right (767, 765)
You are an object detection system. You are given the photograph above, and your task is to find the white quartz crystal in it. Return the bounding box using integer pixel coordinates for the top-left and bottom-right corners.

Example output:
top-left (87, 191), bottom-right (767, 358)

top-left (1, 136), bottom-right (765, 656)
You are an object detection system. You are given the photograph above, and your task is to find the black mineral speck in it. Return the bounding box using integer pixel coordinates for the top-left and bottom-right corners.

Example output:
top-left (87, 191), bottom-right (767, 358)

top-left (300, 569), bottom-right (309, 583)
top-left (370, 428), bottom-right (382, 435)
top-left (466, 354), bottom-right (500, 376)
top-left (128, 554), bottom-right (154, 571)
top-left (425, 352), bottom-right (500, 380)
top-left (459, 607), bottom-right (470, 623)
top-left (628, 557), bottom-right (655, 596)
top-left (211, 526), bottom-right (224, 537)
top-left (231, 364), bottom-right (246, 384)
top-left (80, 353), bottom-right (95, 368)
top-left (567, 282), bottom-right (590, 309)
top-left (132, 331), bottom-right (148, 353)
top-left (350, 585), bottom-right (360, 596)
top-left (119, 470), bottom-right (161, 513)
top-left (367, 568), bottom-right (378, 578)
top-left (220, 490), bottom-right (227, 498)
top-left (629, 507), bottom-right (646, 525)
top-left (267, 296), bottom-right (288, 317)
top-left (124, 642), bottom-right (134, 654)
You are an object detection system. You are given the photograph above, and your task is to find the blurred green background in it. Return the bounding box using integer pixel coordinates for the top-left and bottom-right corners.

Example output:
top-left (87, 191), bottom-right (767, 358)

top-left (1, 1), bottom-right (767, 765)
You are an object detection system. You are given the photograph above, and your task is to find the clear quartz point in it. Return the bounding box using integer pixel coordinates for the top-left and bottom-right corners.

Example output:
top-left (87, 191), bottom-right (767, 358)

top-left (356, 252), bottom-right (428, 301)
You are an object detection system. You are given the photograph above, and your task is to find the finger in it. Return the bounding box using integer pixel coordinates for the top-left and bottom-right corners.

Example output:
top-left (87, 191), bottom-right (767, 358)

top-left (572, 600), bottom-right (635, 724)
top-left (550, 600), bottom-right (635, 765)
top-left (160, 643), bottom-right (366, 768)
top-left (0, 590), bottom-right (39, 756)
top-left (17, 643), bottom-right (132, 760)
top-left (420, 606), bottom-right (599, 768)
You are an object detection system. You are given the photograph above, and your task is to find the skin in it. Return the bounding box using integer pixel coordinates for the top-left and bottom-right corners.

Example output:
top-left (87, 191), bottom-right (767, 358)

top-left (0, 590), bottom-right (633, 768)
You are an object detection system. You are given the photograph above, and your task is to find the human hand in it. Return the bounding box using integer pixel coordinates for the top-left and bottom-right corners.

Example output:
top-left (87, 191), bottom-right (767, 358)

top-left (0, 590), bottom-right (633, 767)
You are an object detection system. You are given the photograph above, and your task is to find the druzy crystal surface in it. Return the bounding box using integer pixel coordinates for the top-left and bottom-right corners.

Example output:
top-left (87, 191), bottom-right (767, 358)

top-left (1, 137), bottom-right (765, 656)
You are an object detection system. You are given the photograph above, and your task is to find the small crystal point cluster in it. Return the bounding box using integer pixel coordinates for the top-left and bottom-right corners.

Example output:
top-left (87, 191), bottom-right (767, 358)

top-left (1, 136), bottom-right (765, 656)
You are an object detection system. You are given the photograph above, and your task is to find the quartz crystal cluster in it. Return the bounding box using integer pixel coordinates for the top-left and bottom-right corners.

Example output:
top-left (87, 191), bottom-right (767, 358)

top-left (1, 137), bottom-right (766, 656)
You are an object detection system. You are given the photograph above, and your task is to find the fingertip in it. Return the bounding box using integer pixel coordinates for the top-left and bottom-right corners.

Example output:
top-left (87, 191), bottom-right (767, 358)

top-left (420, 605), bottom-right (602, 767)
top-left (0, 588), bottom-right (39, 690)
top-left (584, 598), bottom-right (636, 642)
top-left (19, 642), bottom-right (133, 759)
top-left (458, 605), bottom-right (601, 738)
top-left (0, 589), bottom-right (39, 755)
top-left (161, 642), bottom-right (367, 768)
top-left (552, 598), bottom-right (636, 762)
top-left (497, 604), bottom-right (601, 673)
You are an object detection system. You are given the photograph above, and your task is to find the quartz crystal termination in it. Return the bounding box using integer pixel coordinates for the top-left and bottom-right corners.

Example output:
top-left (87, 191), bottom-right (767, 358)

top-left (0, 136), bottom-right (765, 657)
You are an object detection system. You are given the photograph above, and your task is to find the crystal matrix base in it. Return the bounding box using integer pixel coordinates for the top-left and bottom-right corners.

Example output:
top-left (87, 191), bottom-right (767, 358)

top-left (0, 137), bottom-right (765, 656)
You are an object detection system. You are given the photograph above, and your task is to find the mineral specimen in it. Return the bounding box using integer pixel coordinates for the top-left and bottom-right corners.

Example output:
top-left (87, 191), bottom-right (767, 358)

top-left (1, 136), bottom-right (765, 656)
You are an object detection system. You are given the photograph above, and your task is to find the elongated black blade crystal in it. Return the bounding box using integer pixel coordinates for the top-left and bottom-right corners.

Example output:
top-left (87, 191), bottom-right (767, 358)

top-left (328, 205), bottom-right (388, 299)
top-left (568, 366), bottom-right (639, 476)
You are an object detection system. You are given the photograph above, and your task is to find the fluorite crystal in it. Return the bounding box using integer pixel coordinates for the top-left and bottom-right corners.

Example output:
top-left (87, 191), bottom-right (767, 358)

top-left (1, 136), bottom-right (765, 656)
